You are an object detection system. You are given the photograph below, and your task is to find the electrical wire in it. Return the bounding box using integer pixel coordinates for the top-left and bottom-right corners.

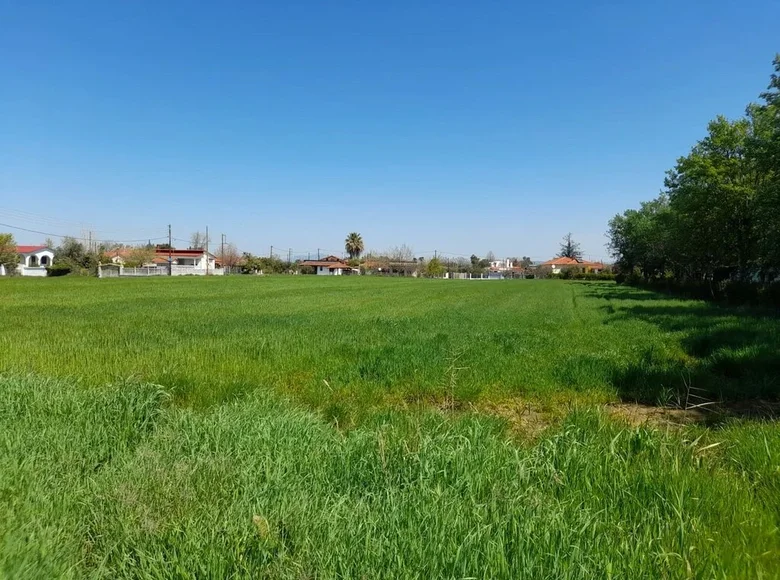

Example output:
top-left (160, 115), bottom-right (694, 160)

top-left (0, 221), bottom-right (167, 244)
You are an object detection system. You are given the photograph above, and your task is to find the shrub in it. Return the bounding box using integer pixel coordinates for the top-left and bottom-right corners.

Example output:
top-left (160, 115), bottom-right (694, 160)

top-left (46, 263), bottom-right (72, 277)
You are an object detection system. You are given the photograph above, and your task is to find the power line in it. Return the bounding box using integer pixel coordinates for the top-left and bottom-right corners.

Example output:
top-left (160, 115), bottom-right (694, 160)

top-left (0, 221), bottom-right (167, 244)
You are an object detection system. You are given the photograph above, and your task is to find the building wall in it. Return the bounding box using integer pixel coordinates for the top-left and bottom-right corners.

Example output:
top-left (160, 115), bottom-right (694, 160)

top-left (18, 267), bottom-right (48, 277)
top-left (14, 250), bottom-right (55, 277)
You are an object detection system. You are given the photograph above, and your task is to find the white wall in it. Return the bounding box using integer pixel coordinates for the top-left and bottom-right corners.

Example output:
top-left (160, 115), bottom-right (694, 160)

top-left (16, 250), bottom-right (55, 276)
top-left (18, 267), bottom-right (48, 277)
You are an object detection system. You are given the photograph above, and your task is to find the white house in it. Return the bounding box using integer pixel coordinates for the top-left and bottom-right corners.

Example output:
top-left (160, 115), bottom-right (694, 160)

top-left (300, 255), bottom-right (355, 275)
top-left (0, 245), bottom-right (55, 277)
top-left (489, 258), bottom-right (512, 271)
top-left (152, 248), bottom-right (221, 274)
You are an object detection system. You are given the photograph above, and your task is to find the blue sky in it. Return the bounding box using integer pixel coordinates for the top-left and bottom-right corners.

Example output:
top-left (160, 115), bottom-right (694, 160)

top-left (1, 0), bottom-right (778, 261)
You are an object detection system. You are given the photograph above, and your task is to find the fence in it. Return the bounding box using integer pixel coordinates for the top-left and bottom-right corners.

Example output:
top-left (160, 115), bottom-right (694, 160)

top-left (99, 265), bottom-right (225, 277)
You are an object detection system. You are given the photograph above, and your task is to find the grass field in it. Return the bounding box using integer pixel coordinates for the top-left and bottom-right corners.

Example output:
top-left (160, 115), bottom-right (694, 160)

top-left (1, 276), bottom-right (779, 578)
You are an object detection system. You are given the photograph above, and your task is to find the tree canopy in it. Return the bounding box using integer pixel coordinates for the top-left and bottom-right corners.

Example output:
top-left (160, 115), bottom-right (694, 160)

top-left (558, 233), bottom-right (582, 260)
top-left (0, 233), bottom-right (20, 274)
top-left (608, 55), bottom-right (780, 300)
top-left (345, 233), bottom-right (364, 259)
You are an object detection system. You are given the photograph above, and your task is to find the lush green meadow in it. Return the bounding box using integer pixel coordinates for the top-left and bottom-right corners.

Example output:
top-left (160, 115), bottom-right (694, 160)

top-left (1, 277), bottom-right (779, 578)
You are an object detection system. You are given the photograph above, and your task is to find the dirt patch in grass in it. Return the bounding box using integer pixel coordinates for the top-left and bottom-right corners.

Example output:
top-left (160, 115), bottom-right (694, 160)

top-left (606, 399), bottom-right (780, 428)
top-left (478, 400), bottom-right (556, 439)
top-left (606, 403), bottom-right (706, 428)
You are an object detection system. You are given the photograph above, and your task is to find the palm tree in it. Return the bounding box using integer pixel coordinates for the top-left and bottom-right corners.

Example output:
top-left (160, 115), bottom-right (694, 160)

top-left (345, 232), bottom-right (364, 259)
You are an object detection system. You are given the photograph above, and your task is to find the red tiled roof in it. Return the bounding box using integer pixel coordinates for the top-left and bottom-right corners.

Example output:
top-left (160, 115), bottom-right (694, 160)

top-left (105, 247), bottom-right (133, 258)
top-left (17, 245), bottom-right (48, 254)
top-left (541, 257), bottom-right (604, 268)
top-left (300, 260), bottom-right (350, 268)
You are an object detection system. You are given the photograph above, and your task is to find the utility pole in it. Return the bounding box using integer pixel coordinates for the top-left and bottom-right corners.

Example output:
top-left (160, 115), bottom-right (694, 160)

top-left (270, 245), bottom-right (273, 259)
top-left (168, 224), bottom-right (172, 276)
top-left (221, 234), bottom-right (225, 262)
top-left (434, 249), bottom-right (437, 259)
top-left (288, 248), bottom-right (291, 264)
top-left (205, 225), bottom-right (210, 275)
top-left (317, 248), bottom-right (320, 260)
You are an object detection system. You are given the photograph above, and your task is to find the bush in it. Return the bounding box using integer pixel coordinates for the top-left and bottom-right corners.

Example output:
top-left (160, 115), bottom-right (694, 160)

top-left (46, 264), bottom-right (72, 277)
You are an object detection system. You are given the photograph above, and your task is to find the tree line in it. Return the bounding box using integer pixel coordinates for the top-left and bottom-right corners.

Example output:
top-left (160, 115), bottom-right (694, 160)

top-left (608, 55), bottom-right (780, 304)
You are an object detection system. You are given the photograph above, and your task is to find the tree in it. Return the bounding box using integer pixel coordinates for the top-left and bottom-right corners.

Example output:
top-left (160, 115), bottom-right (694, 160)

top-left (605, 55), bottom-right (780, 302)
top-left (608, 195), bottom-right (672, 280)
top-left (485, 250), bottom-right (496, 263)
top-left (750, 54), bottom-right (780, 278)
top-left (558, 233), bottom-right (583, 260)
top-left (56, 237), bottom-right (86, 266)
top-left (123, 246), bottom-right (155, 268)
top-left (664, 116), bottom-right (758, 281)
top-left (219, 243), bottom-right (241, 269)
top-left (190, 231), bottom-right (209, 250)
top-left (0, 233), bottom-right (20, 275)
top-left (425, 256), bottom-right (445, 277)
top-left (344, 232), bottom-right (364, 259)
top-left (389, 244), bottom-right (414, 262)
top-left (520, 256), bottom-right (533, 269)
top-left (54, 237), bottom-right (100, 276)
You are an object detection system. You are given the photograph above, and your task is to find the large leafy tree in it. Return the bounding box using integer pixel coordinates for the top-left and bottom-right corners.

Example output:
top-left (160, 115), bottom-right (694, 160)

top-left (345, 232), bottom-right (364, 259)
top-left (664, 116), bottom-right (758, 281)
top-left (750, 55), bottom-right (780, 277)
top-left (558, 233), bottom-right (582, 260)
top-left (0, 233), bottom-right (20, 274)
top-left (608, 196), bottom-right (672, 279)
top-left (607, 54), bottom-right (780, 298)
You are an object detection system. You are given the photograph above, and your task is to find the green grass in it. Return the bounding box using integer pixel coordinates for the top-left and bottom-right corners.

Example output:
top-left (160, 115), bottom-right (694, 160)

top-left (1, 375), bottom-right (778, 578)
top-left (1, 277), bottom-right (779, 577)
top-left (2, 276), bottom-right (777, 420)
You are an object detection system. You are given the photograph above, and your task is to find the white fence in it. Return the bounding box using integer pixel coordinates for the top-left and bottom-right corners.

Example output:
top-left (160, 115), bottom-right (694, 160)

top-left (99, 265), bottom-right (225, 278)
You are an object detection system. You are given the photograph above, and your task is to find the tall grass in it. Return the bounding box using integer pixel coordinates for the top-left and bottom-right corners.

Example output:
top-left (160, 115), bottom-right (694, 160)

top-left (1, 375), bottom-right (778, 578)
top-left (2, 277), bottom-right (776, 422)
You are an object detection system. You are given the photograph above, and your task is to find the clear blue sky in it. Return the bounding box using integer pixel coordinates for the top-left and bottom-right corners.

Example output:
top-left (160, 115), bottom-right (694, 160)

top-left (1, 1), bottom-right (778, 261)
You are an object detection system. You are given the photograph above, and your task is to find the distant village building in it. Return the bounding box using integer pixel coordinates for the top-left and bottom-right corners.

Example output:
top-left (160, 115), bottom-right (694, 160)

top-left (299, 255), bottom-right (356, 275)
top-left (100, 246), bottom-right (222, 277)
top-left (0, 245), bottom-right (54, 277)
top-left (539, 257), bottom-right (605, 275)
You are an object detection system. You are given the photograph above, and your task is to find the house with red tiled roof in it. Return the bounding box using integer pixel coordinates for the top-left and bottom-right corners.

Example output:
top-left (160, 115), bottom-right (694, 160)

top-left (299, 255), bottom-right (356, 275)
top-left (100, 246), bottom-right (223, 276)
top-left (540, 257), bottom-right (605, 275)
top-left (0, 245), bottom-right (54, 277)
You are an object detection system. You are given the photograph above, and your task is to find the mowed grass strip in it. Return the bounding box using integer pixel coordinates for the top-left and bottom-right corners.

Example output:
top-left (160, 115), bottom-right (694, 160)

top-left (1, 375), bottom-right (778, 578)
top-left (3, 276), bottom-right (777, 423)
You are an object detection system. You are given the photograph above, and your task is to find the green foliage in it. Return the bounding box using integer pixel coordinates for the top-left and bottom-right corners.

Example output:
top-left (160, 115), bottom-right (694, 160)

top-left (425, 256), bottom-right (444, 277)
top-left (46, 263), bottom-right (73, 277)
top-left (241, 252), bottom-right (287, 274)
top-left (122, 246), bottom-right (155, 268)
top-left (558, 233), bottom-right (582, 260)
top-left (344, 232), bottom-right (364, 259)
top-left (54, 237), bottom-right (100, 276)
top-left (609, 55), bottom-right (780, 301)
top-left (0, 233), bottom-right (20, 274)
